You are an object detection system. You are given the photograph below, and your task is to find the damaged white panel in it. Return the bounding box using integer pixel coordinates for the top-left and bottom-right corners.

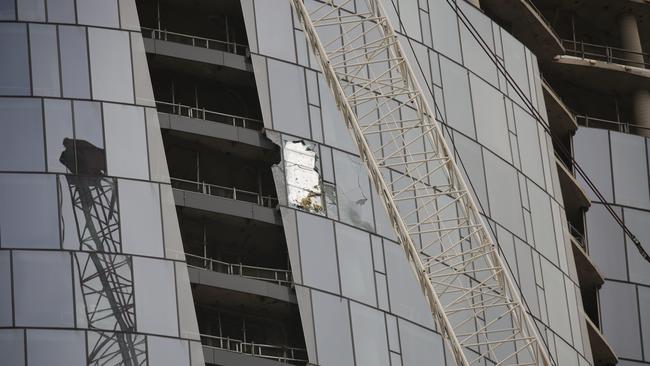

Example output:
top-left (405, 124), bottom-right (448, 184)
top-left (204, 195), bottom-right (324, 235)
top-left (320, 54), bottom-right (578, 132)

top-left (284, 140), bottom-right (324, 213)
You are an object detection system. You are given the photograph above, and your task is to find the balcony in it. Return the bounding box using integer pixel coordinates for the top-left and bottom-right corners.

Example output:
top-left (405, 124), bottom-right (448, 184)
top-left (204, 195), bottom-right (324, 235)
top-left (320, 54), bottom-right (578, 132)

top-left (555, 156), bottom-right (590, 220)
top-left (584, 310), bottom-right (618, 366)
top-left (541, 77), bottom-right (577, 140)
top-left (577, 114), bottom-right (650, 136)
top-left (186, 253), bottom-right (292, 287)
top-left (553, 40), bottom-right (650, 93)
top-left (172, 178), bottom-right (277, 208)
top-left (568, 232), bottom-right (604, 290)
top-left (201, 334), bottom-right (308, 365)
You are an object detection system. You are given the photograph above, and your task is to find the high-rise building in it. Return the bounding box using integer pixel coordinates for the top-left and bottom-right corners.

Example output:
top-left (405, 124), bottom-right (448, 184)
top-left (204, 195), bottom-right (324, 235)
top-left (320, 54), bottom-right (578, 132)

top-left (0, 0), bottom-right (647, 365)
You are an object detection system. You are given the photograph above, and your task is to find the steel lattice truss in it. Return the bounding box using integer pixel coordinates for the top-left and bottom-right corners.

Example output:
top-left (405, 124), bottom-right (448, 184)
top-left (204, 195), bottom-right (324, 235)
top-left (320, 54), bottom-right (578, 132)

top-left (290, 0), bottom-right (553, 365)
top-left (67, 176), bottom-right (144, 366)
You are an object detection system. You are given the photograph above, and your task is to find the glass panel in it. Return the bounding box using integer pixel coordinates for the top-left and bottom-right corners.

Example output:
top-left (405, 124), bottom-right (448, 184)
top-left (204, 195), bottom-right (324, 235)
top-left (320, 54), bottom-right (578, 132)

top-left (349, 301), bottom-right (390, 366)
top-left (88, 28), bottom-right (134, 103)
top-left (514, 104), bottom-right (545, 187)
top-left (611, 132), bottom-right (650, 209)
top-left (76, 0), bottom-right (119, 27)
top-left (622, 208), bottom-right (650, 286)
top-left (528, 183), bottom-right (558, 263)
top-left (333, 150), bottom-right (375, 231)
top-left (255, 0), bottom-right (295, 61)
top-left (16, 0), bottom-right (44, 21)
top-left (540, 258), bottom-right (572, 342)
top-left (320, 75), bottom-right (356, 153)
top-left (119, 0), bottom-right (141, 30)
top-left (0, 23), bottom-right (30, 95)
top-left (146, 108), bottom-right (170, 182)
top-left (161, 185), bottom-right (183, 260)
top-left (119, 179), bottom-right (164, 258)
top-left (0, 329), bottom-right (25, 365)
top-left (483, 150), bottom-right (525, 238)
top-left (133, 256), bottom-right (179, 337)
top-left (384, 241), bottom-right (435, 328)
top-left (148, 335), bottom-right (190, 366)
top-left (47, 0), bottom-right (75, 23)
top-left (428, 0), bottom-right (461, 62)
top-left (0, 174), bottom-right (58, 249)
top-left (458, 2), bottom-right (498, 85)
top-left (27, 329), bottom-right (85, 366)
top-left (502, 31), bottom-right (531, 105)
top-left (336, 222), bottom-right (376, 306)
top-left (311, 291), bottom-right (355, 366)
top-left (0, 251), bottom-right (11, 326)
top-left (29, 24), bottom-right (60, 97)
top-left (73, 100), bottom-right (104, 150)
top-left (296, 211), bottom-right (340, 294)
top-left (59, 25), bottom-right (91, 99)
top-left (514, 239), bottom-right (540, 317)
top-left (586, 203), bottom-right (626, 280)
top-left (175, 261), bottom-right (200, 339)
top-left (0, 0), bottom-right (15, 20)
top-left (399, 319), bottom-right (446, 366)
top-left (13, 250), bottom-right (74, 327)
top-left (131, 33), bottom-right (155, 106)
top-left (573, 128), bottom-right (613, 202)
top-left (103, 103), bottom-right (149, 179)
top-left (470, 75), bottom-right (510, 161)
top-left (639, 286), bottom-right (650, 360)
top-left (267, 59), bottom-right (310, 138)
top-left (600, 281), bottom-right (642, 359)
top-left (44, 99), bottom-right (74, 173)
top-left (0, 98), bottom-right (45, 171)
top-left (440, 57), bottom-right (475, 137)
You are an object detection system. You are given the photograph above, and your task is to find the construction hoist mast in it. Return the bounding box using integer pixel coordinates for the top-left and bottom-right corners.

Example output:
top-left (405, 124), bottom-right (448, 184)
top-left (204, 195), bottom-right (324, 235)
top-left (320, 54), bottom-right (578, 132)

top-left (289, 1), bottom-right (553, 365)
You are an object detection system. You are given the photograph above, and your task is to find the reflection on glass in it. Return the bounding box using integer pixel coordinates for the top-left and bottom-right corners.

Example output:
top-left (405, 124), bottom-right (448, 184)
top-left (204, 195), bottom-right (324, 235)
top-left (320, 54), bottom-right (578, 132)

top-left (284, 140), bottom-right (324, 214)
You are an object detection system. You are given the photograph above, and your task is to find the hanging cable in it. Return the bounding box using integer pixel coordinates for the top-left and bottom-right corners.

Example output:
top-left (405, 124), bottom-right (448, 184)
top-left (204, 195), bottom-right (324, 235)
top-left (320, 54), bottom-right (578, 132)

top-left (388, 0), bottom-right (649, 264)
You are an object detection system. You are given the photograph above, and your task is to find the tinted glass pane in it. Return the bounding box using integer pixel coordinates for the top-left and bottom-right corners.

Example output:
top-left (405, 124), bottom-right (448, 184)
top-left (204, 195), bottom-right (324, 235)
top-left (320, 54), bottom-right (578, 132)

top-left (483, 150), bottom-right (524, 237)
top-left (528, 184), bottom-right (557, 263)
top-left (131, 33), bottom-right (155, 106)
top-left (73, 101), bottom-right (106, 174)
top-left (175, 261), bottom-right (200, 339)
top-left (134, 256), bottom-right (179, 336)
top-left (267, 59), bottom-right (310, 138)
top-left (16, 0), bottom-right (44, 21)
top-left (44, 99), bottom-right (74, 173)
top-left (586, 203), bottom-right (626, 280)
top-left (514, 105), bottom-right (545, 186)
top-left (148, 336), bottom-right (190, 366)
top-left (399, 320), bottom-right (446, 366)
top-left (296, 211), bottom-right (340, 294)
top-left (103, 103), bottom-right (149, 179)
top-left (470, 75), bottom-right (510, 161)
top-left (77, 0), bottom-right (119, 28)
top-left (312, 291), bottom-right (355, 365)
top-left (0, 174), bottom-right (58, 249)
top-left (0, 23), bottom-right (30, 95)
top-left (336, 222), bottom-right (376, 306)
top-left (440, 58), bottom-right (474, 137)
top-left (333, 150), bottom-right (375, 231)
top-left (13, 251), bottom-right (74, 327)
top-left (600, 282), bottom-right (642, 359)
top-left (0, 251), bottom-right (11, 326)
top-left (255, 0), bottom-right (295, 61)
top-left (27, 329), bottom-right (85, 366)
top-left (88, 28), bottom-right (134, 103)
top-left (120, 179), bottom-right (164, 257)
top-left (611, 132), bottom-right (650, 209)
top-left (29, 24), bottom-right (60, 97)
top-left (622, 208), bottom-right (650, 286)
top-left (59, 26), bottom-right (91, 99)
top-left (0, 329), bottom-right (25, 365)
top-left (540, 258), bottom-right (572, 342)
top-left (47, 0), bottom-right (75, 23)
top-left (119, 0), bottom-right (141, 30)
top-left (0, 98), bottom-right (45, 172)
top-left (350, 302), bottom-right (390, 366)
top-left (0, 0), bottom-right (15, 19)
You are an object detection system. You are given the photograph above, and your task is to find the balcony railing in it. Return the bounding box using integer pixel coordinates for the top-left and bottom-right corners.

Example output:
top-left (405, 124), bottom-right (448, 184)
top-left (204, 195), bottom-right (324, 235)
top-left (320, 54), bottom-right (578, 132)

top-left (171, 177), bottom-right (278, 208)
top-left (568, 223), bottom-right (587, 251)
top-left (156, 100), bottom-right (263, 131)
top-left (186, 253), bottom-right (292, 286)
top-left (141, 26), bottom-right (249, 56)
top-left (576, 114), bottom-right (650, 135)
top-left (562, 39), bottom-right (650, 69)
top-left (201, 334), bottom-right (308, 364)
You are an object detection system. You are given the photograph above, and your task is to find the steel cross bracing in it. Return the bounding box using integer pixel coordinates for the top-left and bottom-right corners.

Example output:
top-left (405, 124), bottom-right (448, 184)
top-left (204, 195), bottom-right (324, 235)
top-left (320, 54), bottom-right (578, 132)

top-left (289, 0), bottom-right (553, 365)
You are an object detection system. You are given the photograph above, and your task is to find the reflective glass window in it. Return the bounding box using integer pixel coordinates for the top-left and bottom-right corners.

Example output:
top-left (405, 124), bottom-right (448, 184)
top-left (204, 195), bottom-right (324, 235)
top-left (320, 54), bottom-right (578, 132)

top-left (29, 24), bottom-right (60, 97)
top-left (514, 105), bottom-right (545, 186)
top-left (459, 3), bottom-right (498, 85)
top-left (131, 33), bottom-right (155, 106)
top-left (73, 101), bottom-right (104, 150)
top-left (119, 179), bottom-right (164, 258)
top-left (296, 211), bottom-right (340, 294)
top-left (16, 0), bottom-right (44, 21)
top-left (622, 208), bottom-right (650, 286)
top-left (59, 26), bottom-right (91, 99)
top-left (27, 329), bottom-right (85, 366)
top-left (13, 251), bottom-right (74, 327)
top-left (44, 99), bottom-right (74, 173)
top-left (470, 75), bottom-right (510, 161)
top-left (255, 0), bottom-right (295, 61)
top-left (0, 329), bottom-right (25, 365)
top-left (320, 76), bottom-right (356, 153)
top-left (399, 320), bottom-right (446, 366)
top-left (47, 0), bottom-right (75, 23)
top-left (0, 98), bottom-right (45, 172)
top-left (146, 108), bottom-right (170, 182)
top-left (429, 0), bottom-right (461, 62)
top-left (483, 150), bottom-right (525, 238)
top-left (600, 282), bottom-right (642, 359)
top-left (134, 256), bottom-right (179, 337)
top-left (540, 258), bottom-right (572, 342)
top-left (0, 0), bottom-right (15, 20)
top-left (311, 291), bottom-right (354, 366)
top-left (0, 174), bottom-right (58, 249)
top-left (88, 28), bottom-right (134, 103)
top-left (333, 150), bottom-right (375, 231)
top-left (528, 184), bottom-right (558, 263)
top-left (267, 59), bottom-right (310, 138)
top-left (119, 0), bottom-right (141, 30)
top-left (175, 261), bottom-right (200, 339)
top-left (611, 132), bottom-right (650, 209)
top-left (350, 302), bottom-right (390, 366)
top-left (639, 286), bottom-right (650, 359)
top-left (77, 0), bottom-right (119, 28)
top-left (103, 103), bottom-right (149, 180)
top-left (336, 222), bottom-right (376, 306)
top-left (502, 31), bottom-right (531, 104)
top-left (440, 57), bottom-right (475, 137)
top-left (573, 127), bottom-right (613, 201)
top-left (161, 185), bottom-right (183, 260)
top-left (0, 251), bottom-right (11, 326)
top-left (0, 23), bottom-right (30, 95)
top-left (148, 336), bottom-right (189, 366)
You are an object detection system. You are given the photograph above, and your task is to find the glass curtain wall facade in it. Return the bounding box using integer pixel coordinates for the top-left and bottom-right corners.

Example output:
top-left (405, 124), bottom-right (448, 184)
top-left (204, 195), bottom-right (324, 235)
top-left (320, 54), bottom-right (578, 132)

top-left (0, 0), bottom-right (204, 365)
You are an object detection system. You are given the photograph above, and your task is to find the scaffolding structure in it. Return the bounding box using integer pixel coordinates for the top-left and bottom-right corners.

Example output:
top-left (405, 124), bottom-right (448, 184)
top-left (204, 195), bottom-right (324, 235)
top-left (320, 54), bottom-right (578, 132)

top-left (289, 0), bottom-right (553, 365)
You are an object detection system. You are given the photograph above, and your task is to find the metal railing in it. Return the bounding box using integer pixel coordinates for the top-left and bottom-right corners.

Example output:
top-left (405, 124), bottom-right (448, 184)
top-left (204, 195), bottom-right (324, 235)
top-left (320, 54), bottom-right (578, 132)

top-left (520, 0), bottom-right (563, 45)
top-left (576, 114), bottom-right (650, 135)
top-left (156, 100), bottom-right (263, 130)
top-left (171, 177), bottom-right (278, 208)
top-left (141, 26), bottom-right (249, 56)
top-left (201, 334), bottom-right (308, 363)
top-left (186, 253), bottom-right (292, 286)
top-left (562, 39), bottom-right (650, 69)
top-left (568, 223), bottom-right (587, 250)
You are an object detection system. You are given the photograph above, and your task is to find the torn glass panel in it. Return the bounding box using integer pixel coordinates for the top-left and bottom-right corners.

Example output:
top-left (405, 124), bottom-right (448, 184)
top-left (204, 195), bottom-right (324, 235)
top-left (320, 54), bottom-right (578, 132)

top-left (284, 140), bottom-right (324, 214)
top-left (323, 182), bottom-right (339, 220)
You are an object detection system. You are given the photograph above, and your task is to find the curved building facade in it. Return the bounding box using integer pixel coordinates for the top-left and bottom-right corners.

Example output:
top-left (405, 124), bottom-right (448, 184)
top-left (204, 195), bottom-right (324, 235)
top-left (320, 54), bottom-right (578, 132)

top-left (0, 0), bottom-right (204, 365)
